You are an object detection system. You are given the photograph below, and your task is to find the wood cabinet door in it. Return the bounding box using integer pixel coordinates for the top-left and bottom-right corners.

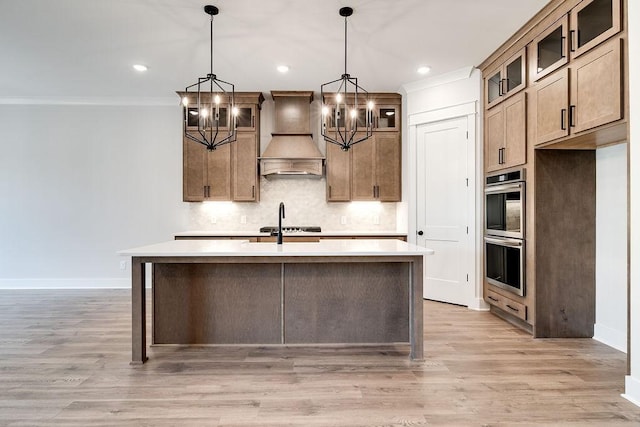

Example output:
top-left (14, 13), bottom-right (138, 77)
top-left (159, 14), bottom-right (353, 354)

top-left (183, 134), bottom-right (207, 202)
top-left (534, 67), bottom-right (569, 145)
top-left (326, 142), bottom-right (351, 202)
top-left (484, 106), bottom-right (504, 172)
top-left (351, 134), bottom-right (376, 200)
top-left (531, 14), bottom-right (569, 82)
top-left (375, 105), bottom-right (400, 132)
top-left (375, 133), bottom-right (401, 202)
top-left (570, 37), bottom-right (622, 134)
top-left (206, 143), bottom-right (231, 201)
top-left (503, 47), bottom-right (527, 99)
top-left (569, 0), bottom-right (621, 59)
top-left (503, 92), bottom-right (527, 169)
top-left (232, 133), bottom-right (258, 201)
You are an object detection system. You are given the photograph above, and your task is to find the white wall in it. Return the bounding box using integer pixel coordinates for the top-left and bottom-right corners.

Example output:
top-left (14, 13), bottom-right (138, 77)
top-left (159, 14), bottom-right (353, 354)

top-left (401, 67), bottom-right (484, 310)
top-left (0, 104), bottom-right (188, 287)
top-left (594, 143), bottom-right (627, 352)
top-left (0, 101), bottom-right (401, 289)
top-left (625, 0), bottom-right (640, 407)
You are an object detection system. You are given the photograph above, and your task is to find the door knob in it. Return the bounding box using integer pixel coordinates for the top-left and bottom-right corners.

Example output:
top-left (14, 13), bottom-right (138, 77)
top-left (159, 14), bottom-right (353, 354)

top-left (417, 230), bottom-right (424, 236)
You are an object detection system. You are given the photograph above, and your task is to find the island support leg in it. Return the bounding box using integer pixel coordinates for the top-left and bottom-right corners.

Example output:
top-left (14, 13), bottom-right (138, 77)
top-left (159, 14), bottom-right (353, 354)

top-left (410, 258), bottom-right (424, 361)
top-left (131, 257), bottom-right (147, 364)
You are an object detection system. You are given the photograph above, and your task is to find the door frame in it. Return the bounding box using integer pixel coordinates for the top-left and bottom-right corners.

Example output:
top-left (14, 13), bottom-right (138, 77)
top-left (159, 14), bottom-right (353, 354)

top-left (407, 101), bottom-right (487, 310)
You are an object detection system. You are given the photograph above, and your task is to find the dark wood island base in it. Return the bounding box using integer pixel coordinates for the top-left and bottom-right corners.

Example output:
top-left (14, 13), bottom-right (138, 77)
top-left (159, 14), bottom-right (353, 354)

top-left (122, 240), bottom-right (431, 364)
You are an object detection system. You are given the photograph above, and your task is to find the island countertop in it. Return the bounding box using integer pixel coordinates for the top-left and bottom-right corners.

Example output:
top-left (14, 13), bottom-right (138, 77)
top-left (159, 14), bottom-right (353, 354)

top-left (119, 238), bottom-right (434, 258)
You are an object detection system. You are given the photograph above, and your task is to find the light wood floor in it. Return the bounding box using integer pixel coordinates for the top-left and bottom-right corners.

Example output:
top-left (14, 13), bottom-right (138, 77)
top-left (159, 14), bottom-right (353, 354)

top-left (0, 290), bottom-right (638, 426)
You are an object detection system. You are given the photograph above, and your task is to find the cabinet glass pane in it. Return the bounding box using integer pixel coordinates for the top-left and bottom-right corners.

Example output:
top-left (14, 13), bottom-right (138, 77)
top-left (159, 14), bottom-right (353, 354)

top-left (537, 26), bottom-right (564, 73)
top-left (186, 107), bottom-right (228, 128)
top-left (235, 107), bottom-right (253, 128)
top-left (488, 72), bottom-right (501, 103)
top-left (577, 0), bottom-right (613, 48)
top-left (378, 108), bottom-right (396, 128)
top-left (505, 57), bottom-right (523, 92)
top-left (327, 107), bottom-right (346, 128)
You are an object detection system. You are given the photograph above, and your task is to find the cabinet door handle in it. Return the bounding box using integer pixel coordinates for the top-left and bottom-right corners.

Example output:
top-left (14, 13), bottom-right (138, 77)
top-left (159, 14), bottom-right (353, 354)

top-left (560, 36), bottom-right (566, 58)
top-left (569, 105), bottom-right (576, 127)
top-left (487, 295), bottom-right (499, 302)
top-left (561, 108), bottom-right (567, 130)
top-left (251, 185), bottom-right (255, 198)
top-left (569, 30), bottom-right (576, 52)
top-left (498, 79), bottom-right (503, 96)
top-left (251, 115), bottom-right (255, 128)
top-left (329, 186), bottom-right (332, 198)
top-left (204, 186), bottom-right (207, 198)
top-left (506, 304), bottom-right (520, 313)
top-left (502, 78), bottom-right (508, 95)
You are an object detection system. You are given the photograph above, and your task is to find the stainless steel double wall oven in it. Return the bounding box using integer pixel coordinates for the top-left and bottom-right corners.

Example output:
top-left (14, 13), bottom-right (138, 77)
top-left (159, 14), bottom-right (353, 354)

top-left (484, 169), bottom-right (525, 296)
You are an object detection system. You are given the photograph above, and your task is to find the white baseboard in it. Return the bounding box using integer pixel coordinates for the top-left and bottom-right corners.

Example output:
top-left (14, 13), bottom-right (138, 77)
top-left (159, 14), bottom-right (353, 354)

top-left (594, 323), bottom-right (627, 353)
top-left (467, 297), bottom-right (490, 311)
top-left (623, 376), bottom-right (640, 408)
top-left (0, 278), bottom-right (130, 289)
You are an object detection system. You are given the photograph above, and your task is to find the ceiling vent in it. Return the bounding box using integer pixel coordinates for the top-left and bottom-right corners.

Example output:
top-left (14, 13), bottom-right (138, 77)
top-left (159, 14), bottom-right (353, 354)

top-left (259, 91), bottom-right (324, 177)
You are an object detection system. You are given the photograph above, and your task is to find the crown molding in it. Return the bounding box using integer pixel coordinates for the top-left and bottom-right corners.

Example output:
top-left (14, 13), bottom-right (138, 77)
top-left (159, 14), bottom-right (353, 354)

top-left (0, 96), bottom-right (178, 106)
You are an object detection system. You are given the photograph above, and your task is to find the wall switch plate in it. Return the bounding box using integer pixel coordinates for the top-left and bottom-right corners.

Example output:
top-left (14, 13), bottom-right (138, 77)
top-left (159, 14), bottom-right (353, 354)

top-left (240, 215), bottom-right (247, 224)
top-left (119, 260), bottom-right (127, 271)
top-left (340, 216), bottom-right (347, 225)
top-left (373, 215), bottom-right (380, 225)
top-left (210, 216), bottom-right (217, 224)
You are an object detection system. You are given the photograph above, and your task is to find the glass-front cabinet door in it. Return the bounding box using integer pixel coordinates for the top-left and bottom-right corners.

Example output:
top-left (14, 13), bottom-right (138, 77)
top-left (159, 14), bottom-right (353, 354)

top-left (484, 48), bottom-right (526, 109)
top-left (531, 14), bottom-right (569, 82)
top-left (570, 0), bottom-right (621, 59)
top-left (375, 105), bottom-right (399, 131)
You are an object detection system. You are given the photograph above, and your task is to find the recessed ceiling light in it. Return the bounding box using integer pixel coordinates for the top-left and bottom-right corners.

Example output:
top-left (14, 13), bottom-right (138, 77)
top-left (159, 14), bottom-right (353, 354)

top-left (133, 64), bottom-right (148, 72)
top-left (417, 66), bottom-right (431, 75)
top-left (277, 65), bottom-right (289, 73)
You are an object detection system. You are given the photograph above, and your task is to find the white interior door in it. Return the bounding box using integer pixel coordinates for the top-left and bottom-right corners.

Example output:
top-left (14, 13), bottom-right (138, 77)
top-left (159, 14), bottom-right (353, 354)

top-left (416, 117), bottom-right (470, 306)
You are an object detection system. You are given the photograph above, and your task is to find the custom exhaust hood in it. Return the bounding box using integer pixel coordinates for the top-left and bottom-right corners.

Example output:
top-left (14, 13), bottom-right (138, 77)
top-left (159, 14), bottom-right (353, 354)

top-left (259, 91), bottom-right (324, 177)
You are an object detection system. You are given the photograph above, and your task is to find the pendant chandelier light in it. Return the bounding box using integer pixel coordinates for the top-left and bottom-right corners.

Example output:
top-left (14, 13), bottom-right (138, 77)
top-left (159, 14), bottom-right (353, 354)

top-left (181, 5), bottom-right (236, 151)
top-left (321, 7), bottom-right (373, 152)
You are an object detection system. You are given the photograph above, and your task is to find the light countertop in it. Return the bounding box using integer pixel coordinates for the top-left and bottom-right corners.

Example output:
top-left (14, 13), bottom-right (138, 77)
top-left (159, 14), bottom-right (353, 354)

top-left (174, 230), bottom-right (408, 237)
top-left (119, 239), bottom-right (433, 258)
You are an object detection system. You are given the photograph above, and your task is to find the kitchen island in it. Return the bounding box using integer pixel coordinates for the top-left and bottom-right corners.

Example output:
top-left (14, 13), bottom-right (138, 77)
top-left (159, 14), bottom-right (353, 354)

top-left (119, 239), bottom-right (433, 364)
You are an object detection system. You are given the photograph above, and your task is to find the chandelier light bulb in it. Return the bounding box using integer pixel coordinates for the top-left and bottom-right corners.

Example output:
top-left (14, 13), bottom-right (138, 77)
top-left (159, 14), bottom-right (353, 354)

top-left (201, 108), bottom-right (208, 117)
top-left (182, 97), bottom-right (189, 106)
top-left (322, 106), bottom-right (329, 116)
top-left (232, 107), bottom-right (239, 116)
top-left (367, 101), bottom-right (374, 110)
top-left (214, 94), bottom-right (221, 105)
top-left (336, 93), bottom-right (343, 103)
top-left (350, 109), bottom-right (357, 119)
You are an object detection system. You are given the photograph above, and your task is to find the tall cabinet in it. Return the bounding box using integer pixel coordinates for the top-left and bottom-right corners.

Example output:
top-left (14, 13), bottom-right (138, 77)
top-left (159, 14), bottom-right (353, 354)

top-left (480, 0), bottom-right (627, 337)
top-left (324, 93), bottom-right (402, 202)
top-left (178, 92), bottom-right (264, 202)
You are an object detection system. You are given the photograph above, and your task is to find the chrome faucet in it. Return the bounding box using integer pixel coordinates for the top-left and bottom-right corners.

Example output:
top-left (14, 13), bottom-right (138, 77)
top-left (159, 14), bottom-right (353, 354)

top-left (277, 202), bottom-right (285, 245)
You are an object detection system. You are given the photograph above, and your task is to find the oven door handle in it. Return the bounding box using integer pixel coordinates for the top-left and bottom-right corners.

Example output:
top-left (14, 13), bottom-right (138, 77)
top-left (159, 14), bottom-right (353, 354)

top-left (484, 236), bottom-right (523, 247)
top-left (484, 182), bottom-right (523, 194)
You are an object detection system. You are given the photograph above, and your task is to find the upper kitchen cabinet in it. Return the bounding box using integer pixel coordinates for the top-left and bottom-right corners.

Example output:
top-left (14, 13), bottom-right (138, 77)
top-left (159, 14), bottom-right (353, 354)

top-left (531, 0), bottom-right (621, 82)
top-left (178, 91), bottom-right (264, 202)
top-left (484, 47), bottom-right (527, 109)
top-left (569, 0), bottom-right (621, 59)
top-left (485, 92), bottom-right (527, 172)
top-left (323, 93), bottom-right (402, 202)
top-left (534, 37), bottom-right (622, 146)
top-left (351, 132), bottom-right (401, 202)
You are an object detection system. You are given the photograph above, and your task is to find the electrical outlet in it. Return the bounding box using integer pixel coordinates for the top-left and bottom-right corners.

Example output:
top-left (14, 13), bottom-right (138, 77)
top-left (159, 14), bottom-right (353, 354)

top-left (119, 260), bottom-right (127, 271)
top-left (240, 215), bottom-right (247, 224)
top-left (373, 215), bottom-right (380, 225)
top-left (340, 216), bottom-right (347, 225)
top-left (210, 216), bottom-right (217, 224)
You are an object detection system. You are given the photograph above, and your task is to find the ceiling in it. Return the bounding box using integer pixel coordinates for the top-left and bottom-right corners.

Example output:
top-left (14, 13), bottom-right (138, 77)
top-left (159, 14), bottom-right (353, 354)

top-left (0, 0), bottom-right (549, 102)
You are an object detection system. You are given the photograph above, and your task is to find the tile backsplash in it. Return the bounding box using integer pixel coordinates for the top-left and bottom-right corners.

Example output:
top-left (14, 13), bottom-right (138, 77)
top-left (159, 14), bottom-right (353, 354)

top-left (188, 177), bottom-right (398, 232)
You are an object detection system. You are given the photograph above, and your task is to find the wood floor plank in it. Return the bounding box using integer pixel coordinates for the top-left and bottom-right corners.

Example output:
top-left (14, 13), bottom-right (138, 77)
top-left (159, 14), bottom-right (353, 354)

top-left (0, 289), bottom-right (638, 426)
